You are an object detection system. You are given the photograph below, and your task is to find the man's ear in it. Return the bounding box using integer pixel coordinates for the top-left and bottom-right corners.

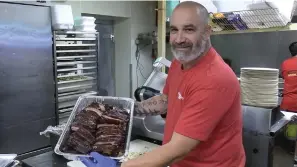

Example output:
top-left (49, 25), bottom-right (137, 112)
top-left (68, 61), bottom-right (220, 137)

top-left (203, 25), bottom-right (212, 40)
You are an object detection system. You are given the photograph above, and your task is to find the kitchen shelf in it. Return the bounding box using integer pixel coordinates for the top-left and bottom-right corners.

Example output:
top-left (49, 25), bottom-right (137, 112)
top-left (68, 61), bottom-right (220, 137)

top-left (59, 108), bottom-right (73, 113)
top-left (57, 61), bottom-right (96, 66)
top-left (58, 91), bottom-right (97, 101)
top-left (59, 101), bottom-right (77, 109)
top-left (56, 31), bottom-right (98, 35)
top-left (58, 82), bottom-right (96, 93)
top-left (57, 66), bottom-right (97, 72)
top-left (57, 55), bottom-right (96, 60)
top-left (58, 77), bottom-right (96, 84)
top-left (56, 49), bottom-right (97, 53)
top-left (56, 37), bottom-right (96, 41)
top-left (57, 72), bottom-right (96, 78)
top-left (209, 8), bottom-right (289, 34)
top-left (56, 44), bottom-right (96, 47)
top-left (58, 91), bottom-right (98, 114)
top-left (53, 30), bottom-right (100, 125)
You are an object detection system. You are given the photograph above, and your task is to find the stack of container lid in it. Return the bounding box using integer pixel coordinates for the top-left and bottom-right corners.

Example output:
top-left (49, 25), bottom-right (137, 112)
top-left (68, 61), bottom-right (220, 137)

top-left (74, 16), bottom-right (97, 37)
top-left (240, 67), bottom-right (279, 108)
top-left (51, 5), bottom-right (74, 30)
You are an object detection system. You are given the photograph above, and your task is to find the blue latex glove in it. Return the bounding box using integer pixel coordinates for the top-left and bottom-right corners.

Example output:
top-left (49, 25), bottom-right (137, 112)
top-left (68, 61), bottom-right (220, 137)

top-left (80, 152), bottom-right (117, 167)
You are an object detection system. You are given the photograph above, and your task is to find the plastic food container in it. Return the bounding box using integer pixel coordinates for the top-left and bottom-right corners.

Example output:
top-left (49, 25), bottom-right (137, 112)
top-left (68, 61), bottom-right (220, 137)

top-left (51, 5), bottom-right (74, 30)
top-left (74, 25), bottom-right (97, 32)
top-left (74, 17), bottom-right (96, 26)
top-left (54, 95), bottom-right (135, 161)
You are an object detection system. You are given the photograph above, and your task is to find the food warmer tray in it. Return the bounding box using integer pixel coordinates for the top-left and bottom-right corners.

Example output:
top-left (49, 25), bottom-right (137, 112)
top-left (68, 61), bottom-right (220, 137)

top-left (54, 95), bottom-right (135, 161)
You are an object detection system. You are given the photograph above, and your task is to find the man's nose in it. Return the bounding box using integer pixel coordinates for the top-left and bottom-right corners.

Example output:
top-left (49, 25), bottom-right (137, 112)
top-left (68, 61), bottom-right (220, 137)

top-left (174, 32), bottom-right (185, 43)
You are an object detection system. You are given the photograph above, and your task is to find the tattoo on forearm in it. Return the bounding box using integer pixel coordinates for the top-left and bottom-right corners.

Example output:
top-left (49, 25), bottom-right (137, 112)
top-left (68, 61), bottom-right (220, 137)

top-left (134, 95), bottom-right (168, 116)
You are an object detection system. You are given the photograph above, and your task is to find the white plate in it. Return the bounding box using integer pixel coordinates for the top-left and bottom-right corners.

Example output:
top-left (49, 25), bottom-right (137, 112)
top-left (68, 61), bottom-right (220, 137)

top-left (241, 67), bottom-right (279, 71)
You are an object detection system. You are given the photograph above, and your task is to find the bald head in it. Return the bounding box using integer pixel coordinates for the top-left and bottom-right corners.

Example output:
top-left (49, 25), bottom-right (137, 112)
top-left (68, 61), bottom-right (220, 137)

top-left (169, 1), bottom-right (211, 66)
top-left (173, 1), bottom-right (209, 26)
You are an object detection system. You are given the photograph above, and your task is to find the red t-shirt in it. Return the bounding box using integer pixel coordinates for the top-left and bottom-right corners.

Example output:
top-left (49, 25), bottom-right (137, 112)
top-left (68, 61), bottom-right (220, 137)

top-left (162, 47), bottom-right (245, 167)
top-left (281, 56), bottom-right (297, 112)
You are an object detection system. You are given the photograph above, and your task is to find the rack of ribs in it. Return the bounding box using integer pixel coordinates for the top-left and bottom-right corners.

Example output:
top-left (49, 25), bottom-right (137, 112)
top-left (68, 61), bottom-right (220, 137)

top-left (64, 102), bottom-right (129, 156)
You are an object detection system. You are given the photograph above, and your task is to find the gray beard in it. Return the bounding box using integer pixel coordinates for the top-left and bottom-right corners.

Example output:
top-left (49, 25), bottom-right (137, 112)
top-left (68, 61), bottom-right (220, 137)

top-left (171, 39), bottom-right (207, 63)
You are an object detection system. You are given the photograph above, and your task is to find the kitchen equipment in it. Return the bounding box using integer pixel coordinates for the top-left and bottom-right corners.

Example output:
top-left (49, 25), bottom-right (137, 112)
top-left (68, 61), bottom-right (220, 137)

top-left (132, 57), bottom-right (171, 141)
top-left (53, 31), bottom-right (100, 124)
top-left (0, 2), bottom-right (56, 154)
top-left (54, 95), bottom-right (135, 161)
top-left (134, 86), bottom-right (160, 102)
top-left (134, 57), bottom-right (170, 102)
top-left (0, 154), bottom-right (17, 167)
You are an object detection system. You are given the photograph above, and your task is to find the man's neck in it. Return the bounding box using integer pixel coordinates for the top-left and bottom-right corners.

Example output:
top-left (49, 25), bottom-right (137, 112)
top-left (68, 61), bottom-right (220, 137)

top-left (182, 43), bottom-right (211, 70)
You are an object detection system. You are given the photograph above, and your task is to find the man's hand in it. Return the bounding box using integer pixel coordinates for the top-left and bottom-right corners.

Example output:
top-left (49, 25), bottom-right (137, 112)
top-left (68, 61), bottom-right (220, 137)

top-left (80, 152), bottom-right (116, 167)
top-left (134, 94), bottom-right (168, 116)
top-left (120, 132), bottom-right (199, 167)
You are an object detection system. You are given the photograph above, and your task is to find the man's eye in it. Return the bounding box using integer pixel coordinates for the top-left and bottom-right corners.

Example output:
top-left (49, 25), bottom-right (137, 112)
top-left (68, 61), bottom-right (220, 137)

top-left (170, 29), bottom-right (177, 33)
top-left (185, 29), bottom-right (194, 32)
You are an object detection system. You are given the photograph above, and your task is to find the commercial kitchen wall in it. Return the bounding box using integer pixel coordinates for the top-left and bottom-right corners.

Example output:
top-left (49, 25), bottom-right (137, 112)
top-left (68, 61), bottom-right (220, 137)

top-left (166, 30), bottom-right (297, 75)
top-left (211, 30), bottom-right (297, 75)
top-left (51, 0), bottom-right (156, 98)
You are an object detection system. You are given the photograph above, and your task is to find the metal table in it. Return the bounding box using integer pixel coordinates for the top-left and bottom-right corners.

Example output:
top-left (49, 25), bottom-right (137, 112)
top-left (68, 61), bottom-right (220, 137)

top-left (21, 151), bottom-right (68, 167)
top-left (18, 136), bottom-right (161, 167)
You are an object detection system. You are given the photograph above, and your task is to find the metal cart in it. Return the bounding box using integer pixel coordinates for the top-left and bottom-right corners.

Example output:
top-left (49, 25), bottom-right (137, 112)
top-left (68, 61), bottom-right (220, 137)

top-left (53, 31), bottom-right (100, 124)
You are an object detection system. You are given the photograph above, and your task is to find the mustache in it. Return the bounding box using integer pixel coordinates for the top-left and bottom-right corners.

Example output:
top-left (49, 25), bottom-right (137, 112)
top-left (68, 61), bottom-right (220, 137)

top-left (172, 42), bottom-right (192, 48)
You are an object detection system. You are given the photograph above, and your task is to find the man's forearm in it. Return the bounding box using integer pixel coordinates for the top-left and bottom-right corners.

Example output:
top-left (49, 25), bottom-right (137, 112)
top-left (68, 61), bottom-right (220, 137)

top-left (134, 94), bottom-right (168, 116)
top-left (121, 133), bottom-right (200, 167)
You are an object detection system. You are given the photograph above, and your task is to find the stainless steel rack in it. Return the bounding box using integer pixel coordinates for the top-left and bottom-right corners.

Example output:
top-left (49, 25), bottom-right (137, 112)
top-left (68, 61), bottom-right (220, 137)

top-left (53, 31), bottom-right (100, 124)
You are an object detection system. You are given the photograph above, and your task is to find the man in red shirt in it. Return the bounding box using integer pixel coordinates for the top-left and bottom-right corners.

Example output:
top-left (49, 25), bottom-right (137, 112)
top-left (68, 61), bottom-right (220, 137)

top-left (121, 1), bottom-right (246, 167)
top-left (281, 42), bottom-right (297, 112)
top-left (280, 42), bottom-right (297, 155)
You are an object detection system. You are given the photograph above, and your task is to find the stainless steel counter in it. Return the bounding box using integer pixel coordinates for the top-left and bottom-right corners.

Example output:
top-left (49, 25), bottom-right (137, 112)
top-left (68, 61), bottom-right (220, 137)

top-left (132, 116), bottom-right (165, 141)
top-left (18, 136), bottom-right (161, 167)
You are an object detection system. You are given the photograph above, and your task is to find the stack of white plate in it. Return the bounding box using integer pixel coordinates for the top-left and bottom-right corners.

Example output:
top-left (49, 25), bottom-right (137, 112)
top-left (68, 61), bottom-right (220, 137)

top-left (240, 67), bottom-right (279, 108)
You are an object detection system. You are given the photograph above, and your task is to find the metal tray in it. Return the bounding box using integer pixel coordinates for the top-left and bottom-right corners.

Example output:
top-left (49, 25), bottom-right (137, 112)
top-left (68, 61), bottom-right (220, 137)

top-left (54, 95), bottom-right (135, 161)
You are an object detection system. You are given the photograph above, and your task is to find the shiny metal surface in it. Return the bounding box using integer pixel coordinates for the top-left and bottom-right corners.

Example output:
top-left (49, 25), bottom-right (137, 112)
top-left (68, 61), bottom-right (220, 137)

top-left (242, 105), bottom-right (288, 135)
top-left (242, 105), bottom-right (274, 134)
top-left (243, 132), bottom-right (274, 167)
top-left (142, 57), bottom-right (170, 93)
top-left (0, 2), bottom-right (55, 154)
top-left (134, 106), bottom-right (288, 140)
top-left (53, 31), bottom-right (100, 122)
top-left (270, 117), bottom-right (290, 135)
top-left (142, 69), bottom-right (167, 93)
top-left (133, 116), bottom-right (165, 141)
top-left (55, 95), bottom-right (135, 161)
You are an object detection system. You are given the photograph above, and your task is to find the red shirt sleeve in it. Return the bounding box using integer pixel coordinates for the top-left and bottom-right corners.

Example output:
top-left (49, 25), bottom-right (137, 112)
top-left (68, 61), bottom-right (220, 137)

top-left (175, 86), bottom-right (238, 141)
